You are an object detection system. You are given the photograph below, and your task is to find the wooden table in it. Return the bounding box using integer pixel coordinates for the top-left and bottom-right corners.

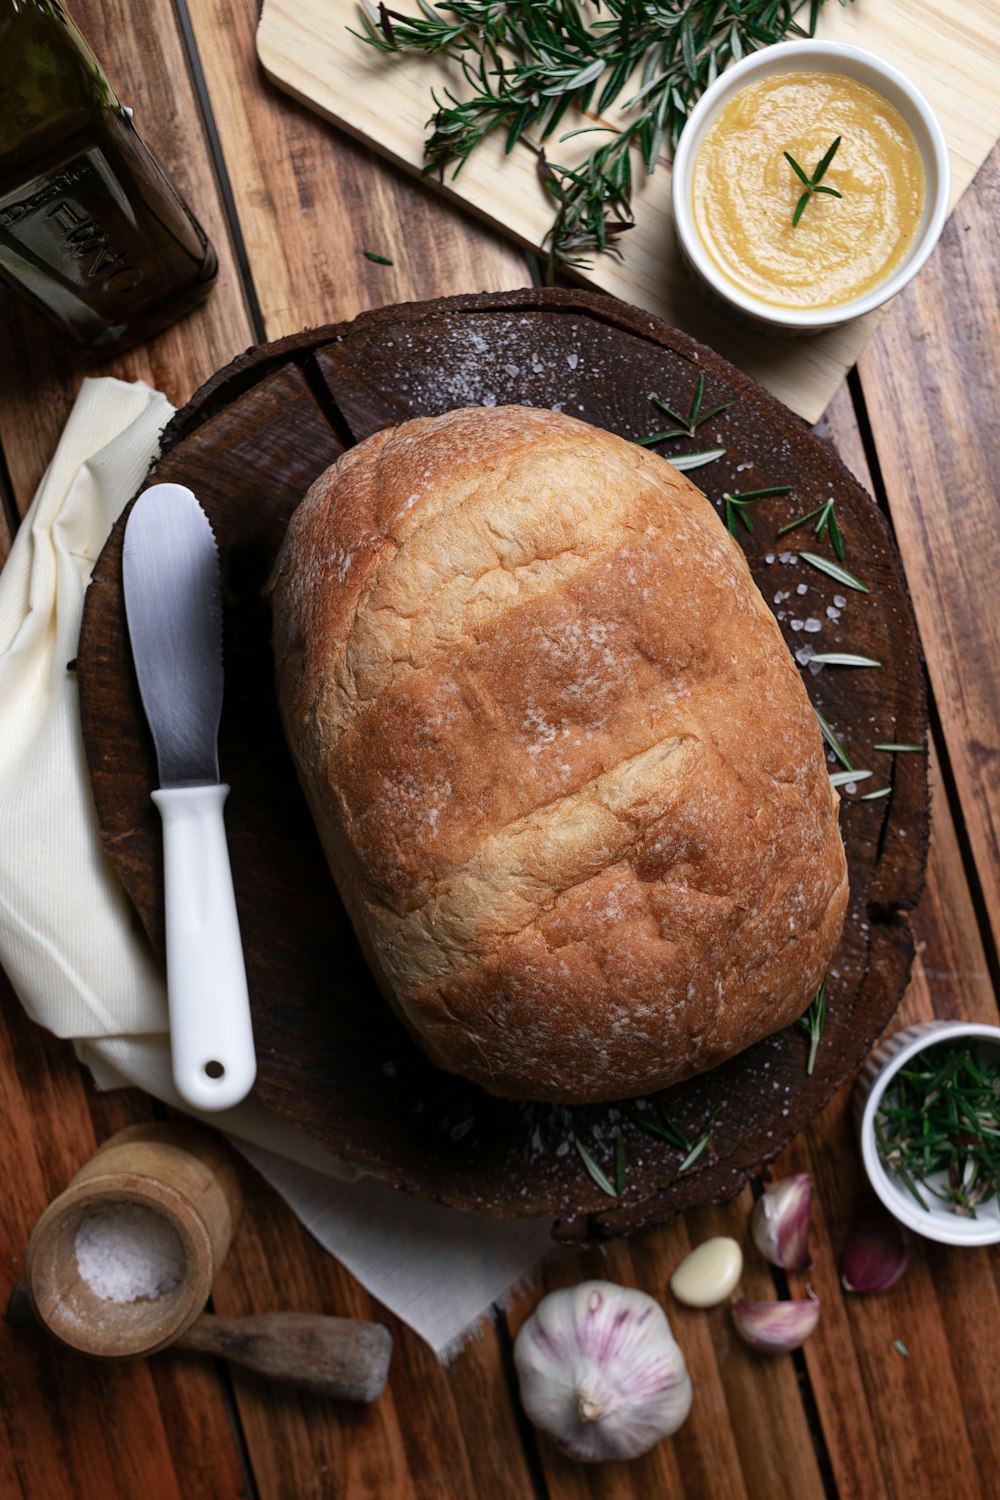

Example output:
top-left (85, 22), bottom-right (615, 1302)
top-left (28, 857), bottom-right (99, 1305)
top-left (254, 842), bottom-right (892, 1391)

top-left (1, 4), bottom-right (997, 1496)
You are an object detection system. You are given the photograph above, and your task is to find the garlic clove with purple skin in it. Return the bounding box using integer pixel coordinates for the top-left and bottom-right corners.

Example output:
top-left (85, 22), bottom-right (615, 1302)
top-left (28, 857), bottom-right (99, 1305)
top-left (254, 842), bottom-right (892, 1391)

top-left (731, 1287), bottom-right (820, 1353)
top-left (841, 1208), bottom-right (910, 1294)
top-left (513, 1280), bottom-right (693, 1463)
top-left (751, 1173), bottom-right (812, 1271)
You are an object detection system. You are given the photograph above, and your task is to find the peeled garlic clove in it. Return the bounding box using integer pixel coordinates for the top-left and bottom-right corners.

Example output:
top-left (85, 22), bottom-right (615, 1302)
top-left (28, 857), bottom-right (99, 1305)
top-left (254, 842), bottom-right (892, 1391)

top-left (731, 1288), bottom-right (820, 1353)
top-left (841, 1209), bottom-right (910, 1294)
top-left (751, 1173), bottom-right (812, 1271)
top-left (513, 1280), bottom-right (693, 1463)
top-left (670, 1237), bottom-right (743, 1308)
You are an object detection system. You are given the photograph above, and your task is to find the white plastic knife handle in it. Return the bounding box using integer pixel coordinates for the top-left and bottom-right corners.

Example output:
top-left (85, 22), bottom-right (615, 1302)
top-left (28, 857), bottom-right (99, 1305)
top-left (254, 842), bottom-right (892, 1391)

top-left (152, 783), bottom-right (257, 1111)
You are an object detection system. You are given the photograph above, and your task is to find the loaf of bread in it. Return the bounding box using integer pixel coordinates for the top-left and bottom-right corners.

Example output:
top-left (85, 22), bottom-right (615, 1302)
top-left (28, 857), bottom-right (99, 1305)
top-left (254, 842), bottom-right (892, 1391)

top-left (270, 406), bottom-right (848, 1104)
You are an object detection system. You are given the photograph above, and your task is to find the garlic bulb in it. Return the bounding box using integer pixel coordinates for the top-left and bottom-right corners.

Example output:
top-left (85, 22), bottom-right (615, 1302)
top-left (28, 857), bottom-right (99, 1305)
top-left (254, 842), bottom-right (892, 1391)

top-left (751, 1174), bottom-right (812, 1271)
top-left (514, 1280), bottom-right (692, 1463)
top-left (731, 1287), bottom-right (820, 1353)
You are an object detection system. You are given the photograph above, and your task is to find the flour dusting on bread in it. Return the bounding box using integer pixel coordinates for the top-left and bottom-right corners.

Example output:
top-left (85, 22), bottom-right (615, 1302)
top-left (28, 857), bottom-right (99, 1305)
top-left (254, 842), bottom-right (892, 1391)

top-left (270, 406), bottom-right (848, 1104)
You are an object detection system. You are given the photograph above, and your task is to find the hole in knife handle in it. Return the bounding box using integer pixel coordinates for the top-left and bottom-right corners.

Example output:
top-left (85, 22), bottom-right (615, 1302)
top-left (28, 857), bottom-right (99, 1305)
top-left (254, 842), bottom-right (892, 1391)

top-left (203, 1060), bottom-right (225, 1080)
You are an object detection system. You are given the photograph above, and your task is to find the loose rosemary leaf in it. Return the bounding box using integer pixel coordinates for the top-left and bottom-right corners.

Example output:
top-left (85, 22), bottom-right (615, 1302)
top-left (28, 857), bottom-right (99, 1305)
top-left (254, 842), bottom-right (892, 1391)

top-left (663, 446), bottom-right (726, 470)
top-left (799, 550), bottom-right (869, 593)
top-left (575, 1135), bottom-right (619, 1197)
top-left (814, 706), bottom-right (853, 771)
top-left (808, 653), bottom-right (881, 667)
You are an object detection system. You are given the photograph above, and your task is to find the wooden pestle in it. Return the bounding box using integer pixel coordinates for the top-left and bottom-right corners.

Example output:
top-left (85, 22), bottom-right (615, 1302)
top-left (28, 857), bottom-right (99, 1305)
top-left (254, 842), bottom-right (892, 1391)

top-left (179, 1310), bottom-right (392, 1402)
top-left (7, 1282), bottom-right (392, 1402)
top-left (17, 1122), bottom-right (392, 1401)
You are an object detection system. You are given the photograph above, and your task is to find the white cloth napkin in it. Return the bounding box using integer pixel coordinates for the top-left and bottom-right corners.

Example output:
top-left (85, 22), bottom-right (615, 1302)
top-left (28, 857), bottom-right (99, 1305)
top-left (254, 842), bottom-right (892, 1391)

top-left (0, 376), bottom-right (552, 1360)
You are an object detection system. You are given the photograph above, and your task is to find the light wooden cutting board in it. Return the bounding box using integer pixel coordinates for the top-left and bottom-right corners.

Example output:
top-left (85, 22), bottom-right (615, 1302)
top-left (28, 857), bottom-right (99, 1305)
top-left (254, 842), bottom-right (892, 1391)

top-left (258, 0), bottom-right (1000, 422)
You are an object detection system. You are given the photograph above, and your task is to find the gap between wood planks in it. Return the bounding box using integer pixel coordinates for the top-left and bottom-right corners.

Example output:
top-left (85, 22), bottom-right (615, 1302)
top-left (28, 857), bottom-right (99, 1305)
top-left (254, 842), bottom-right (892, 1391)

top-left (845, 364), bottom-right (1000, 1004)
top-left (492, 1310), bottom-right (551, 1500)
top-left (174, 0), bottom-right (267, 345)
top-left (149, 1093), bottom-right (265, 1500)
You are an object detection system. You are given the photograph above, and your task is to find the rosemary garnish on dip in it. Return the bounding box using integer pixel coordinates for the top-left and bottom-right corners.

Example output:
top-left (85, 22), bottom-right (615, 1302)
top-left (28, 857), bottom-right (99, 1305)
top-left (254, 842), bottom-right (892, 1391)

top-left (785, 135), bottom-right (843, 227)
top-left (876, 1042), bottom-right (1000, 1215)
top-left (353, 0), bottom-right (846, 272)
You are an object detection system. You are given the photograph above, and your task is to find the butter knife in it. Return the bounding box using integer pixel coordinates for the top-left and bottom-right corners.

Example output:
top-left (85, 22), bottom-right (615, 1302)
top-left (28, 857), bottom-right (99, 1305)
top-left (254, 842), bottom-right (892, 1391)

top-left (122, 483), bottom-right (256, 1111)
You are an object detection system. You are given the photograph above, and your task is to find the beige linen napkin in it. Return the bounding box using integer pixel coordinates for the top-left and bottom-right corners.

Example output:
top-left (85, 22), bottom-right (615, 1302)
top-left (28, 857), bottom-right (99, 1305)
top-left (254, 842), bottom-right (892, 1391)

top-left (0, 376), bottom-right (551, 1359)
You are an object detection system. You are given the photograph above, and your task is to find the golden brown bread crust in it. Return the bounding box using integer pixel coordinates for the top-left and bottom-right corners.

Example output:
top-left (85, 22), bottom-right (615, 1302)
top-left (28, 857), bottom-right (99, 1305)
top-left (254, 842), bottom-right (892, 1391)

top-left (270, 405), bottom-right (848, 1103)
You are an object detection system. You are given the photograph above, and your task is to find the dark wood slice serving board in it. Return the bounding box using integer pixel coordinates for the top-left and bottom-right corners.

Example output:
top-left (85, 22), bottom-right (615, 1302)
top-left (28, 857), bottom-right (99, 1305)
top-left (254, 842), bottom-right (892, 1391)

top-left (77, 289), bottom-right (928, 1243)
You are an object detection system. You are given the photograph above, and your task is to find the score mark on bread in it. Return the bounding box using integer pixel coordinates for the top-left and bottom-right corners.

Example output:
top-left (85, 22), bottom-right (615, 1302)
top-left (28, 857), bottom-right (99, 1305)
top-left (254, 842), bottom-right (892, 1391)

top-left (270, 406), bottom-right (848, 1104)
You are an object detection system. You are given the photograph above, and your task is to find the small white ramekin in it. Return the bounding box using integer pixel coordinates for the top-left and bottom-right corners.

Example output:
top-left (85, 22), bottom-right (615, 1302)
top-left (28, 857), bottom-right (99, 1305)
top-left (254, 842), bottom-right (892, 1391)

top-left (853, 1021), bottom-right (1000, 1247)
top-left (671, 40), bottom-right (951, 335)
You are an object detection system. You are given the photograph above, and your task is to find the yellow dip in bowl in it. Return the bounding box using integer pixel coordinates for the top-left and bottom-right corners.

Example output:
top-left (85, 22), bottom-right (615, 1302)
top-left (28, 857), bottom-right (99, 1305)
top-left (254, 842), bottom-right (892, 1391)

top-left (692, 71), bottom-right (926, 311)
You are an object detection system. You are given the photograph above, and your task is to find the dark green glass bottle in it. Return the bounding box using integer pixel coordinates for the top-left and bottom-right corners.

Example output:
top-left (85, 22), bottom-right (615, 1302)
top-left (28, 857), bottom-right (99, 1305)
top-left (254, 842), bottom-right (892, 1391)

top-left (0, 0), bottom-right (217, 351)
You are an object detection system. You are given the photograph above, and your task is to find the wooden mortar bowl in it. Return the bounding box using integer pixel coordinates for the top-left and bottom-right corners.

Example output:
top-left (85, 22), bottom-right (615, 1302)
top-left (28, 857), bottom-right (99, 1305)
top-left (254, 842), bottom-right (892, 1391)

top-left (24, 1121), bottom-right (241, 1359)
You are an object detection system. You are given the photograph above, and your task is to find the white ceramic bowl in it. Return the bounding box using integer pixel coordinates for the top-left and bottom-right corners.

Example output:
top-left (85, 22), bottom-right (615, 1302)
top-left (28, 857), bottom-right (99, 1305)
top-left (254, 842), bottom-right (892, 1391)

top-left (853, 1021), bottom-right (1000, 1247)
top-left (671, 40), bottom-right (951, 335)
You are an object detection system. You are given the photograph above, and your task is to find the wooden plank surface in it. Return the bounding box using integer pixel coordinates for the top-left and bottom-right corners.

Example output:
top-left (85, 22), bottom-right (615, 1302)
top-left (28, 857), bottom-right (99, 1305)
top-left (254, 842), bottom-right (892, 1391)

top-left (257, 0), bottom-right (1000, 423)
top-left (0, 0), bottom-right (997, 1493)
top-left (186, 0), bottom-right (528, 338)
top-left (858, 144), bottom-right (1000, 954)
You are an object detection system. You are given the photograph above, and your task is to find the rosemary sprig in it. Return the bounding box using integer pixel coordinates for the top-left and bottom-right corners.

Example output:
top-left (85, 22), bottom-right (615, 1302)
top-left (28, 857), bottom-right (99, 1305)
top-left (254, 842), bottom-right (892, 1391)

top-left (797, 976), bottom-right (828, 1075)
top-left (723, 484), bottom-right (792, 536)
top-left (777, 496), bottom-right (845, 560)
top-left (876, 1043), bottom-right (1000, 1216)
top-left (353, 0), bottom-right (847, 272)
top-left (628, 1102), bottom-right (719, 1172)
top-left (363, 249), bottom-right (394, 264)
top-left (644, 374), bottom-right (732, 441)
top-left (785, 135), bottom-right (843, 227)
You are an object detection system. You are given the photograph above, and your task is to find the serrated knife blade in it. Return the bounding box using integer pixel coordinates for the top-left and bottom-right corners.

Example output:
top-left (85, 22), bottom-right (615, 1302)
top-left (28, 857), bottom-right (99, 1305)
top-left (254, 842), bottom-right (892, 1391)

top-left (123, 483), bottom-right (256, 1112)
top-left (123, 483), bottom-right (223, 787)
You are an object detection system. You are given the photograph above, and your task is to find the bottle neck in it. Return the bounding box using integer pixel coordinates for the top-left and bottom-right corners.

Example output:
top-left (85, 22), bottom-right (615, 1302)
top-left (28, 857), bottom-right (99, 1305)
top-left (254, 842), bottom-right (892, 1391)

top-left (0, 0), bottom-right (118, 177)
